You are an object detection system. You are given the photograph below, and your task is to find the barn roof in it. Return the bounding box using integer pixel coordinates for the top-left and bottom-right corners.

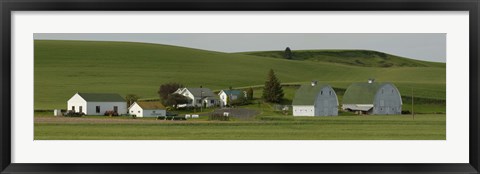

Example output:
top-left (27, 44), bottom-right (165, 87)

top-left (342, 82), bottom-right (391, 104)
top-left (292, 83), bottom-right (331, 105)
top-left (186, 88), bottom-right (215, 97)
top-left (77, 93), bottom-right (125, 102)
top-left (136, 101), bottom-right (166, 110)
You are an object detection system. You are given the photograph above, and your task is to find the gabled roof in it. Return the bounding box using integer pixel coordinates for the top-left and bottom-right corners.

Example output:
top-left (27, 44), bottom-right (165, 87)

top-left (185, 88), bottom-right (215, 97)
top-left (77, 93), bottom-right (125, 102)
top-left (292, 83), bottom-right (332, 105)
top-left (135, 101), bottom-right (166, 110)
top-left (220, 90), bottom-right (244, 96)
top-left (342, 82), bottom-right (391, 104)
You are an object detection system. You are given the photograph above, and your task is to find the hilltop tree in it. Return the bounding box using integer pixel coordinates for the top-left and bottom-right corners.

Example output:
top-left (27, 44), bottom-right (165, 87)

top-left (284, 47), bottom-right (293, 59)
top-left (262, 69), bottom-right (284, 103)
top-left (246, 87), bottom-right (254, 100)
top-left (125, 94), bottom-right (139, 107)
top-left (165, 93), bottom-right (190, 108)
top-left (158, 82), bottom-right (184, 105)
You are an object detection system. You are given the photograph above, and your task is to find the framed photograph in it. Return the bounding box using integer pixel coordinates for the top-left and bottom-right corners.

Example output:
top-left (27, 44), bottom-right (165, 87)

top-left (1, 0), bottom-right (479, 173)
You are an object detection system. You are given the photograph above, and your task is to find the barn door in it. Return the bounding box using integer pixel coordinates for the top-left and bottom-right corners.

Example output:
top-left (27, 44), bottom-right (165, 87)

top-left (324, 100), bottom-right (329, 116)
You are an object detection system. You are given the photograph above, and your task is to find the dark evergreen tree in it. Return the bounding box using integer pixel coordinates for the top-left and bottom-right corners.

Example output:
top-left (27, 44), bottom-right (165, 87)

top-left (262, 69), bottom-right (284, 103)
top-left (284, 47), bottom-right (293, 59)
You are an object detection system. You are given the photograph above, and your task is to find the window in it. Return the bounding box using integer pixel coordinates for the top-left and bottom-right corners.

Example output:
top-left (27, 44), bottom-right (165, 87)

top-left (211, 100), bottom-right (214, 104)
top-left (329, 91), bottom-right (332, 95)
top-left (71, 106), bottom-right (75, 111)
top-left (152, 111), bottom-right (156, 113)
top-left (320, 91), bottom-right (323, 95)
top-left (113, 106), bottom-right (118, 112)
top-left (138, 111), bottom-right (140, 113)
top-left (96, 106), bottom-right (100, 113)
top-left (197, 99), bottom-right (201, 103)
top-left (131, 111), bottom-right (133, 113)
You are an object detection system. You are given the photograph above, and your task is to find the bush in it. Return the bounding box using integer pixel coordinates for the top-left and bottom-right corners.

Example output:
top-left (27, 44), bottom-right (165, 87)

top-left (104, 110), bottom-right (119, 116)
top-left (64, 111), bottom-right (84, 117)
top-left (401, 110), bottom-right (412, 114)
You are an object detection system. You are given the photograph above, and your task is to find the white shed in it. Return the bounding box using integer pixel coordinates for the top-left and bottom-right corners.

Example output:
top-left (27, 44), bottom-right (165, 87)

top-left (128, 101), bottom-right (166, 117)
top-left (67, 92), bottom-right (127, 115)
top-left (218, 89), bottom-right (246, 107)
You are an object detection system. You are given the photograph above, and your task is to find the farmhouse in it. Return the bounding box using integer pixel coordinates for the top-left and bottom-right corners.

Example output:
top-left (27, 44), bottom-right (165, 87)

top-left (67, 92), bottom-right (127, 115)
top-left (218, 89), bottom-right (246, 107)
top-left (128, 101), bottom-right (166, 117)
top-left (292, 81), bottom-right (339, 116)
top-left (342, 79), bottom-right (402, 115)
top-left (173, 87), bottom-right (219, 107)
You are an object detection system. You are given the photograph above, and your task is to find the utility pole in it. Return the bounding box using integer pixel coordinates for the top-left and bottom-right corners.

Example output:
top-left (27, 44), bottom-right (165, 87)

top-left (412, 87), bottom-right (415, 120)
top-left (200, 85), bottom-right (203, 113)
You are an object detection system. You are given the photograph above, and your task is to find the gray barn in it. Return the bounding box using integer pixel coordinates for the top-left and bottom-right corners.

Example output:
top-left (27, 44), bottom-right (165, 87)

top-left (342, 79), bottom-right (402, 115)
top-left (292, 81), bottom-right (339, 116)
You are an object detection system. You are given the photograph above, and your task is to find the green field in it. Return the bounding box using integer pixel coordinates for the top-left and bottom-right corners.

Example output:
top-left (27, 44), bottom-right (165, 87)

top-left (34, 40), bottom-right (445, 110)
top-left (34, 114), bottom-right (445, 140)
top-left (34, 40), bottom-right (446, 140)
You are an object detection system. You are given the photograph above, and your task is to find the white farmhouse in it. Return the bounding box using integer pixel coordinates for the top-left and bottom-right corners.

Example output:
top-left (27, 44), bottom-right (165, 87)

top-left (218, 89), bottom-right (246, 107)
top-left (292, 81), bottom-right (339, 116)
top-left (128, 101), bottom-right (166, 117)
top-left (67, 92), bottom-right (127, 115)
top-left (173, 87), bottom-right (219, 107)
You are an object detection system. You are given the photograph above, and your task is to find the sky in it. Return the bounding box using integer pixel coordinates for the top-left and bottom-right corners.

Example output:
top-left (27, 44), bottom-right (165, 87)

top-left (34, 33), bottom-right (446, 62)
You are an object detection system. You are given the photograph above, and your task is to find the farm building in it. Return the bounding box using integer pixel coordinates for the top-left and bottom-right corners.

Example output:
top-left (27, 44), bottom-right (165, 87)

top-left (292, 81), bottom-right (339, 116)
top-left (218, 89), bottom-right (247, 107)
top-left (173, 87), bottom-right (219, 107)
top-left (342, 79), bottom-right (402, 115)
top-left (67, 92), bottom-right (127, 115)
top-left (128, 101), bottom-right (166, 117)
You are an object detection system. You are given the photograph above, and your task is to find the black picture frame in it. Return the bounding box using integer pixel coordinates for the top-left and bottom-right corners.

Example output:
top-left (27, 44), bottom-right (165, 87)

top-left (1, 0), bottom-right (479, 173)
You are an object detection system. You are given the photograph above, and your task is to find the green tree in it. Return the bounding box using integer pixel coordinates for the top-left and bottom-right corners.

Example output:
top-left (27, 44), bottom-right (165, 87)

top-left (284, 47), bottom-right (293, 59)
top-left (165, 93), bottom-right (190, 108)
top-left (125, 94), bottom-right (139, 107)
top-left (247, 87), bottom-right (254, 100)
top-left (158, 82), bottom-right (184, 105)
top-left (262, 69), bottom-right (284, 103)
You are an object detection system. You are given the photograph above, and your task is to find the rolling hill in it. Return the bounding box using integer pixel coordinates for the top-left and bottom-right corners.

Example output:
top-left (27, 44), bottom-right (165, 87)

top-left (34, 40), bottom-right (446, 109)
top-left (239, 50), bottom-right (445, 68)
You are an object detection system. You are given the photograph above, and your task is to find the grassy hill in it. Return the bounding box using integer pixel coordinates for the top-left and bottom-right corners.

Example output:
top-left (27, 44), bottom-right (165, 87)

top-left (240, 50), bottom-right (445, 68)
top-left (34, 40), bottom-right (446, 109)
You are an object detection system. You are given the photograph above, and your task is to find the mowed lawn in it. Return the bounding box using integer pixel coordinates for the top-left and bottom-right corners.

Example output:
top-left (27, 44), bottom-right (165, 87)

top-left (34, 114), bottom-right (445, 140)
